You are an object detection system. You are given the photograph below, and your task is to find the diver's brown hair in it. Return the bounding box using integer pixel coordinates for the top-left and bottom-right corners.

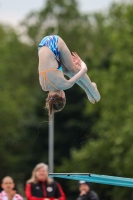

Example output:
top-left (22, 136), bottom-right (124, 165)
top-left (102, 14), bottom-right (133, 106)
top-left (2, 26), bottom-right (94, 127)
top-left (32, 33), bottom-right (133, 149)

top-left (45, 94), bottom-right (66, 119)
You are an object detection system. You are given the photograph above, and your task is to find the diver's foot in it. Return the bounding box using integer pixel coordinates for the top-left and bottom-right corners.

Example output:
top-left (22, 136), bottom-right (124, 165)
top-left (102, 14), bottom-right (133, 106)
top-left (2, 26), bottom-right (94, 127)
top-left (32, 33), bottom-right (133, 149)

top-left (86, 90), bottom-right (95, 104)
top-left (90, 82), bottom-right (101, 102)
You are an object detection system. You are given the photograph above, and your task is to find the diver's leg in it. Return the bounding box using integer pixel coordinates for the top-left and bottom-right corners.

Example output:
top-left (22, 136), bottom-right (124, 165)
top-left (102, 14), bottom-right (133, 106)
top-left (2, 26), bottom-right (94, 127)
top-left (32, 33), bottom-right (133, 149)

top-left (58, 38), bottom-right (100, 101)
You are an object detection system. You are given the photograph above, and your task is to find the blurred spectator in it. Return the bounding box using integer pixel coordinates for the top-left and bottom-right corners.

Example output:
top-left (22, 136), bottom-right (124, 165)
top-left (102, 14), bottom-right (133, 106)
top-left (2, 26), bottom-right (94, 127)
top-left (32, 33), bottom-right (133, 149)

top-left (0, 176), bottom-right (23, 200)
top-left (76, 180), bottom-right (99, 200)
top-left (25, 163), bottom-right (66, 200)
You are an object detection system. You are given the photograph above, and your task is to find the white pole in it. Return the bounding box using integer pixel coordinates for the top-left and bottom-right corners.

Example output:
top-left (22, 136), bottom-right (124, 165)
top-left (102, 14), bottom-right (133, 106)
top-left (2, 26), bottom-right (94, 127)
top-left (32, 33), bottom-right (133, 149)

top-left (48, 113), bottom-right (54, 173)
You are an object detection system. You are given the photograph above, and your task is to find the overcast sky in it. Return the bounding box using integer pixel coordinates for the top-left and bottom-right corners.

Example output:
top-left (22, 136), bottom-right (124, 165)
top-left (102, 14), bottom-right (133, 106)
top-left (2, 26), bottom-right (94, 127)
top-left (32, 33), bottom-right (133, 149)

top-left (0, 0), bottom-right (126, 26)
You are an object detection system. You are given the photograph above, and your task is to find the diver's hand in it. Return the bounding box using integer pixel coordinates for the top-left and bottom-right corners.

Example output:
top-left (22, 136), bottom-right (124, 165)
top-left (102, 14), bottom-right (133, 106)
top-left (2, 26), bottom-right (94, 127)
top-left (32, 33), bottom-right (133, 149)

top-left (72, 52), bottom-right (87, 72)
top-left (72, 52), bottom-right (82, 68)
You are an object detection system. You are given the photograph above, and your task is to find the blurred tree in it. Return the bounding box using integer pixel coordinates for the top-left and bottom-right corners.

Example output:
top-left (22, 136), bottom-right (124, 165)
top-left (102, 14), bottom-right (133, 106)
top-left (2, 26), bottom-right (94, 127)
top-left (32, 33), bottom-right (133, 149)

top-left (0, 24), bottom-right (39, 177)
top-left (18, 0), bottom-right (100, 176)
top-left (58, 2), bottom-right (133, 200)
top-left (0, 0), bottom-right (99, 194)
top-left (1, 0), bottom-right (133, 200)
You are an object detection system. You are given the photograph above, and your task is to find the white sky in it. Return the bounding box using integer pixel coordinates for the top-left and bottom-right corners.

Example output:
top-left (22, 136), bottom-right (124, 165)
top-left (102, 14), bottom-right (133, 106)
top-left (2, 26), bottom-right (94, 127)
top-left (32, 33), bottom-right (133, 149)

top-left (0, 0), bottom-right (126, 26)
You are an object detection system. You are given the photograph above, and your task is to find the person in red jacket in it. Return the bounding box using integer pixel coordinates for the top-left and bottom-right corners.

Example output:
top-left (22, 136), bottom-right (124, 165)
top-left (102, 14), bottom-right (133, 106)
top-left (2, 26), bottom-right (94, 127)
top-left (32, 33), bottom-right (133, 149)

top-left (25, 163), bottom-right (66, 200)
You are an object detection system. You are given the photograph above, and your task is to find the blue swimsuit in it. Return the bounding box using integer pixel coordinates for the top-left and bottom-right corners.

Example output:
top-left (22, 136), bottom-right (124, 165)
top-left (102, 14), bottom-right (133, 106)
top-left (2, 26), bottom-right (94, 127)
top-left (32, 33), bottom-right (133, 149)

top-left (38, 35), bottom-right (63, 71)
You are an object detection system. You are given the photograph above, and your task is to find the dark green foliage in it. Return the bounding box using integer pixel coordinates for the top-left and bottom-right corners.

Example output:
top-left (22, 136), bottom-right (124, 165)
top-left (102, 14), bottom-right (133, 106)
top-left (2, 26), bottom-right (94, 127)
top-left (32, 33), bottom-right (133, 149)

top-left (0, 1), bottom-right (133, 200)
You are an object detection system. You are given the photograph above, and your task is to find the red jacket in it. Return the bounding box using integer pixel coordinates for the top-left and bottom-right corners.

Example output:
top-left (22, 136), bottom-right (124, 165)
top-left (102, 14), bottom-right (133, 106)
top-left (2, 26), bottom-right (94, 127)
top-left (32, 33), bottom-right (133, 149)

top-left (25, 181), bottom-right (66, 200)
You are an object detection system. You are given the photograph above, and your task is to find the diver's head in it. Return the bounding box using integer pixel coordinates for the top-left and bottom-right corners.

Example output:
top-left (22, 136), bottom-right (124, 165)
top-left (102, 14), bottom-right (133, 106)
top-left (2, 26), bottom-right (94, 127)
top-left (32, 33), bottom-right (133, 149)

top-left (45, 90), bottom-right (66, 119)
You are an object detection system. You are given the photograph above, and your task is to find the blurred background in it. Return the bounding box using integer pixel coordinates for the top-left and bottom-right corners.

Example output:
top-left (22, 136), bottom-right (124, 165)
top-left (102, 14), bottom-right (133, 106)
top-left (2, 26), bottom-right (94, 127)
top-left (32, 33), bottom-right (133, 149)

top-left (0, 0), bottom-right (133, 199)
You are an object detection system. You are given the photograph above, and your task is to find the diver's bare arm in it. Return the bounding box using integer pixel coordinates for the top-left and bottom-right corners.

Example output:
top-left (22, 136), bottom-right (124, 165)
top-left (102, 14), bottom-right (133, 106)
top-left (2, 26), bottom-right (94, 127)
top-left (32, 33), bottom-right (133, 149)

top-left (64, 70), bottom-right (95, 104)
top-left (59, 62), bottom-right (87, 90)
top-left (67, 61), bottom-right (87, 84)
